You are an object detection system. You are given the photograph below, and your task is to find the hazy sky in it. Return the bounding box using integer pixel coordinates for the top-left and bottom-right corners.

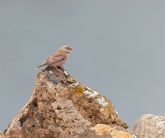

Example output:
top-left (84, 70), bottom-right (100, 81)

top-left (0, 0), bottom-right (165, 131)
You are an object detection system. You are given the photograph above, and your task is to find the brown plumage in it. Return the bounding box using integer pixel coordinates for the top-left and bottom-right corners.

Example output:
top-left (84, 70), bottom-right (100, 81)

top-left (37, 46), bottom-right (72, 69)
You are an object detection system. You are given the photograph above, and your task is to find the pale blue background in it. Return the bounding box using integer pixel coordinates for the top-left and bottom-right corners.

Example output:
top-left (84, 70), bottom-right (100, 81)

top-left (0, 0), bottom-right (165, 130)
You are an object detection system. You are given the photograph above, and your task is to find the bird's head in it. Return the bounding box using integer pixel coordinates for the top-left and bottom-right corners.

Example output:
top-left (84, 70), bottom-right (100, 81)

top-left (60, 45), bottom-right (73, 54)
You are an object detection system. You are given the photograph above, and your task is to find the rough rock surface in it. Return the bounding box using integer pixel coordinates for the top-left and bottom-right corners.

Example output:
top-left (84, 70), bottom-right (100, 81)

top-left (2, 67), bottom-right (136, 138)
top-left (0, 133), bottom-right (4, 138)
top-left (132, 114), bottom-right (165, 138)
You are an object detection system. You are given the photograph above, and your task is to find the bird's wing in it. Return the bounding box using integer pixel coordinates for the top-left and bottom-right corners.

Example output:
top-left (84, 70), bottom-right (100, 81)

top-left (47, 55), bottom-right (65, 66)
top-left (37, 55), bottom-right (65, 69)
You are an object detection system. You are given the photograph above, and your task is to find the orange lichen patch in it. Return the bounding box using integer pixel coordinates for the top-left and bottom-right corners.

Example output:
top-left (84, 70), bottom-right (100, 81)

top-left (74, 86), bottom-right (85, 96)
top-left (101, 107), bottom-right (117, 118)
top-left (102, 108), bottom-right (112, 118)
top-left (91, 124), bottom-right (136, 138)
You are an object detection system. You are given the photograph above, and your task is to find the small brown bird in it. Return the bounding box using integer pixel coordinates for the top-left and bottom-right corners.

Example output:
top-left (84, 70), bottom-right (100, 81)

top-left (37, 45), bottom-right (72, 69)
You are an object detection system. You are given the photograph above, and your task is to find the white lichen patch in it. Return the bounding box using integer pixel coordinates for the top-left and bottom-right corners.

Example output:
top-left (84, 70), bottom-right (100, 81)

top-left (73, 81), bottom-right (79, 86)
top-left (97, 97), bottom-right (108, 107)
top-left (64, 71), bottom-right (68, 75)
top-left (86, 87), bottom-right (99, 97)
top-left (49, 71), bottom-right (53, 74)
top-left (115, 109), bottom-right (119, 115)
top-left (90, 90), bottom-right (99, 97)
top-left (83, 89), bottom-right (99, 98)
top-left (83, 90), bottom-right (92, 96)
top-left (86, 87), bottom-right (92, 91)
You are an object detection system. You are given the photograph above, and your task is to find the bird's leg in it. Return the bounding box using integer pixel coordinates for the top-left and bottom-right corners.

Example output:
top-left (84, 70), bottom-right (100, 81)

top-left (57, 66), bottom-right (69, 78)
top-left (57, 66), bottom-right (65, 71)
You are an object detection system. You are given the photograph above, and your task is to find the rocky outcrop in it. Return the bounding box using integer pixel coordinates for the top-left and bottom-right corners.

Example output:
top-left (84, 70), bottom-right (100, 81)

top-left (132, 114), bottom-right (165, 138)
top-left (2, 67), bottom-right (135, 138)
top-left (0, 133), bottom-right (4, 138)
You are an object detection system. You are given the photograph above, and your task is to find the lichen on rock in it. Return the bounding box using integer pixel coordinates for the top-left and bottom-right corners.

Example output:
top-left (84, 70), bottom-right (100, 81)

top-left (2, 67), bottom-right (134, 138)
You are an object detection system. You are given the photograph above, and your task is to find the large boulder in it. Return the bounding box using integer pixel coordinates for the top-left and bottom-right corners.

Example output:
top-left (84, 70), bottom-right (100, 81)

top-left (2, 67), bottom-right (135, 138)
top-left (132, 114), bottom-right (165, 138)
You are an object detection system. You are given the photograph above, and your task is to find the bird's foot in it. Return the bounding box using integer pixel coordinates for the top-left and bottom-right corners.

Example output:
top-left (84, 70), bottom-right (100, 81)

top-left (57, 66), bottom-right (65, 71)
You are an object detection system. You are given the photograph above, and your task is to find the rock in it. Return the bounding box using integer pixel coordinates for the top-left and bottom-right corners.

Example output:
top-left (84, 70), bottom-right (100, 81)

top-left (132, 114), bottom-right (165, 138)
top-left (0, 133), bottom-right (4, 138)
top-left (91, 124), bottom-right (136, 138)
top-left (2, 67), bottom-right (135, 138)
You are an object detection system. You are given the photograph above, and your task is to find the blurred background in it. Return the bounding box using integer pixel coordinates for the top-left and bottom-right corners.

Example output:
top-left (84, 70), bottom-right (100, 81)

top-left (0, 0), bottom-right (165, 131)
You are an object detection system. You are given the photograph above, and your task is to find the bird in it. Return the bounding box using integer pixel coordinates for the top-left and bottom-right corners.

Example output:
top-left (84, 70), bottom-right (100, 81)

top-left (37, 45), bottom-right (72, 69)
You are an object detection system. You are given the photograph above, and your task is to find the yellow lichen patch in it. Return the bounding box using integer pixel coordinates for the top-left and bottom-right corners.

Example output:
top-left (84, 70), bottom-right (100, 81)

top-left (74, 86), bottom-right (85, 96)
top-left (102, 108), bottom-right (112, 118)
top-left (91, 124), bottom-right (136, 138)
top-left (101, 106), bottom-right (117, 119)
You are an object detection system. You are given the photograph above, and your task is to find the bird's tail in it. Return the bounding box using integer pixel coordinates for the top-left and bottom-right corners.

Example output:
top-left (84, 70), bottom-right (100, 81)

top-left (36, 62), bottom-right (48, 69)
